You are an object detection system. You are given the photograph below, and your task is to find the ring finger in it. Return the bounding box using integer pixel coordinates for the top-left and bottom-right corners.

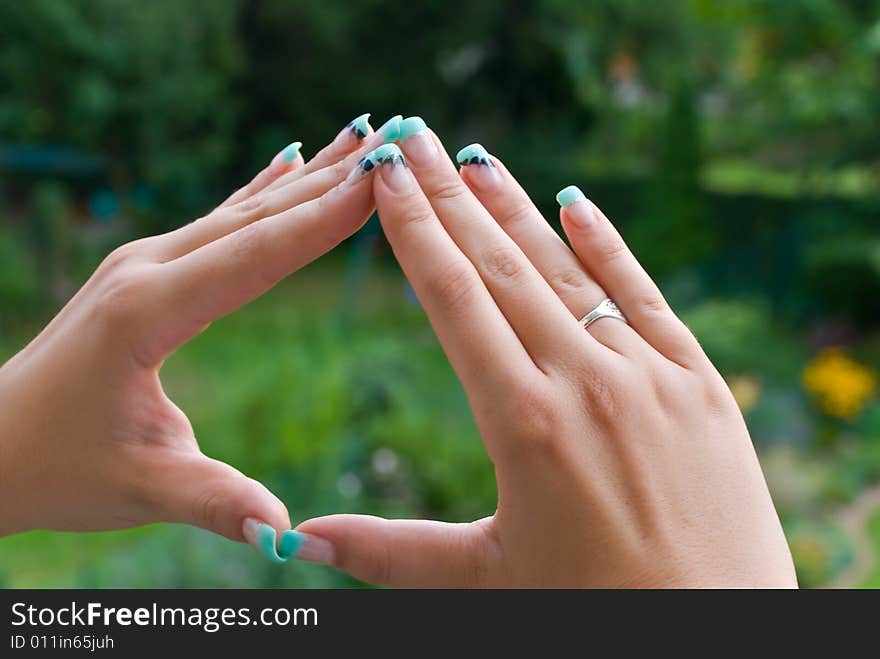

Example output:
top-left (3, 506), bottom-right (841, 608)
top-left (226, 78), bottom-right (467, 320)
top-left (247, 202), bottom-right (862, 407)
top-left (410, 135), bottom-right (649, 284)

top-left (456, 143), bottom-right (647, 356)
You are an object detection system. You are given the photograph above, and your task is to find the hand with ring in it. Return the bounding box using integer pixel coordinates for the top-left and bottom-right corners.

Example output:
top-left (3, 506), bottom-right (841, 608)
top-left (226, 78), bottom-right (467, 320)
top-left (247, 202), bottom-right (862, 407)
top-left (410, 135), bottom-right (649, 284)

top-left (297, 118), bottom-right (798, 588)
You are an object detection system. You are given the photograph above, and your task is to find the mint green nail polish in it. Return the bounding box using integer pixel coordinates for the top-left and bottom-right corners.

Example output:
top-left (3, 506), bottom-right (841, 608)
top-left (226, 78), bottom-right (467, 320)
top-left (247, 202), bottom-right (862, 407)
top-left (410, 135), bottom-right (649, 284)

top-left (281, 141), bottom-right (302, 163)
top-left (556, 185), bottom-right (586, 208)
top-left (456, 143), bottom-right (493, 167)
top-left (347, 113), bottom-right (371, 140)
top-left (278, 529), bottom-right (305, 559)
top-left (398, 116), bottom-right (427, 142)
top-left (256, 523), bottom-right (286, 563)
top-left (352, 143), bottom-right (406, 179)
top-left (374, 143), bottom-right (405, 164)
top-left (377, 115), bottom-right (402, 143)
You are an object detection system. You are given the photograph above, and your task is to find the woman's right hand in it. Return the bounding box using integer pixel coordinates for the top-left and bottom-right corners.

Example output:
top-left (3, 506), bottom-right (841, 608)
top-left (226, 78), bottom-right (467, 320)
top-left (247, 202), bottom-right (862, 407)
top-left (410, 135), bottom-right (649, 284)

top-left (297, 120), bottom-right (797, 587)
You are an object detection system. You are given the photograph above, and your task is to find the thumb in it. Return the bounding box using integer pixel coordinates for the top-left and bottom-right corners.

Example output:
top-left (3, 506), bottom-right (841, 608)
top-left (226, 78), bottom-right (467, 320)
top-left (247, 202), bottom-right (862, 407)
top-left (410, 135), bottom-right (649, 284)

top-left (295, 514), bottom-right (499, 587)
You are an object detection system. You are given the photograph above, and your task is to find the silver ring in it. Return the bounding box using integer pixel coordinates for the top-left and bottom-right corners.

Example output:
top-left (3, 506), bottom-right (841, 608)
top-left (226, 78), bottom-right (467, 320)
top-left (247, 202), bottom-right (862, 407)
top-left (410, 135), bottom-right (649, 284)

top-left (579, 298), bottom-right (627, 329)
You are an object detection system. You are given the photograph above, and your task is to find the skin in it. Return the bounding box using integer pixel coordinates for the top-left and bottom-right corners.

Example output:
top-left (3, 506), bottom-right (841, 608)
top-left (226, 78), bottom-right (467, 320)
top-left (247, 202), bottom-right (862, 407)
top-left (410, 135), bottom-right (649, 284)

top-left (0, 120), bottom-right (796, 587)
top-left (296, 128), bottom-right (798, 588)
top-left (0, 117), bottom-right (387, 543)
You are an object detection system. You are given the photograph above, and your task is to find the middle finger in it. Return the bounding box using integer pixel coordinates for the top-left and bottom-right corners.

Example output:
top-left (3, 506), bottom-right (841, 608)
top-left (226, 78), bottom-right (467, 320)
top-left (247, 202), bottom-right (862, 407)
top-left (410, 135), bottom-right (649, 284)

top-left (395, 119), bottom-right (593, 372)
top-left (456, 143), bottom-right (648, 357)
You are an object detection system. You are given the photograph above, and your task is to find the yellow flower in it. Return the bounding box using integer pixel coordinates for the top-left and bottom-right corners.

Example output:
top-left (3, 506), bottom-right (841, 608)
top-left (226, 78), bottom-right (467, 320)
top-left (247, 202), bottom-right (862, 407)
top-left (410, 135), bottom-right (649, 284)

top-left (727, 375), bottom-right (761, 414)
top-left (803, 349), bottom-right (876, 419)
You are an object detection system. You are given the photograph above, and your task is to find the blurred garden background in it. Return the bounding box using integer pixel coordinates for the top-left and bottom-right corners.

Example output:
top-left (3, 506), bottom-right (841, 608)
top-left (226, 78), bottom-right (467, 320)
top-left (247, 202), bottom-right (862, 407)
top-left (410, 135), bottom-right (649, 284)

top-left (2, 0), bottom-right (880, 588)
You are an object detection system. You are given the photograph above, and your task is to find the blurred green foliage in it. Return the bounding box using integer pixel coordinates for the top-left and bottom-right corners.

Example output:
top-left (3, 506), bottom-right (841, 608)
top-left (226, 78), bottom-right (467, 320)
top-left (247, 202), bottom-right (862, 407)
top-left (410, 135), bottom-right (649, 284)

top-left (2, 0), bottom-right (880, 587)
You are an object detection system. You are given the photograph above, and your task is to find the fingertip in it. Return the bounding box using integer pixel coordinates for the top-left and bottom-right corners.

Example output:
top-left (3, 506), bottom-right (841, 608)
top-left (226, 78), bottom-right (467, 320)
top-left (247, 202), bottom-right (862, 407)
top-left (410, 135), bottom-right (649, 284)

top-left (557, 187), bottom-right (597, 231)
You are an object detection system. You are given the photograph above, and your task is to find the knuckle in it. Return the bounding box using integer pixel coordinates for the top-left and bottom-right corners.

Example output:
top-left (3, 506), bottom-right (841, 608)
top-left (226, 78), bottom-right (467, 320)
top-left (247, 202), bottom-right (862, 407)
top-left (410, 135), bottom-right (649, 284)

top-left (193, 489), bottom-right (224, 532)
top-left (507, 381), bottom-right (563, 451)
top-left (702, 371), bottom-right (738, 416)
top-left (458, 526), bottom-right (494, 588)
top-left (99, 240), bottom-right (145, 273)
top-left (430, 178), bottom-right (470, 203)
top-left (386, 197), bottom-right (436, 237)
top-left (332, 157), bottom-right (352, 180)
top-left (636, 292), bottom-right (669, 316)
top-left (496, 201), bottom-right (534, 229)
top-left (545, 264), bottom-right (592, 295)
top-left (596, 237), bottom-right (629, 265)
top-left (579, 370), bottom-right (627, 424)
top-left (94, 268), bottom-right (151, 325)
top-left (429, 260), bottom-right (480, 315)
top-left (400, 207), bottom-right (436, 229)
top-left (234, 194), bottom-right (268, 224)
top-left (482, 246), bottom-right (525, 282)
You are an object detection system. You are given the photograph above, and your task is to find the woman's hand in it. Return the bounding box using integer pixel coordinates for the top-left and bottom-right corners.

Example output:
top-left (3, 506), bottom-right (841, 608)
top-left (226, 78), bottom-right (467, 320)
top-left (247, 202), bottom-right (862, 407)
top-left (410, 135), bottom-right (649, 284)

top-left (297, 119), bottom-right (798, 587)
top-left (0, 114), bottom-right (401, 563)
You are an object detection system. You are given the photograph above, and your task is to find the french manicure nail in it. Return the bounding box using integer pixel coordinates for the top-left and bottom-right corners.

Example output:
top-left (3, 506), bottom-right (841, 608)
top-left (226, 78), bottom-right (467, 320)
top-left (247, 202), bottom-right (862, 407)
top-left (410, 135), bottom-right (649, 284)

top-left (376, 114), bottom-right (403, 143)
top-left (556, 185), bottom-right (587, 208)
top-left (332, 113), bottom-right (373, 147)
top-left (398, 116), bottom-right (439, 166)
top-left (242, 517), bottom-right (336, 565)
top-left (242, 517), bottom-right (287, 564)
top-left (345, 142), bottom-right (407, 186)
top-left (456, 143), bottom-right (494, 168)
top-left (344, 149), bottom-right (379, 186)
top-left (374, 143), bottom-right (406, 166)
top-left (374, 144), bottom-right (412, 194)
top-left (556, 185), bottom-right (595, 225)
top-left (347, 112), bottom-right (372, 140)
top-left (456, 143), bottom-right (501, 191)
top-left (398, 116), bottom-right (427, 143)
top-left (271, 141), bottom-right (303, 167)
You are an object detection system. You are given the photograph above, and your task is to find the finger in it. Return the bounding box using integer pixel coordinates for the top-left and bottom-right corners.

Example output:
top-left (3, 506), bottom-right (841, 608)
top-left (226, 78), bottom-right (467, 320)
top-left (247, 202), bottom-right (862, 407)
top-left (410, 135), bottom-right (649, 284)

top-left (144, 451), bottom-right (290, 542)
top-left (396, 119), bottom-right (589, 369)
top-left (260, 114), bottom-right (401, 196)
top-left (459, 145), bottom-right (649, 356)
top-left (219, 141), bottom-right (304, 209)
top-left (372, 143), bottom-right (541, 405)
top-left (152, 138), bottom-right (387, 261)
top-left (143, 448), bottom-right (335, 565)
top-left (241, 517), bottom-right (335, 565)
top-left (138, 148), bottom-right (380, 363)
top-left (557, 186), bottom-right (705, 368)
top-left (295, 514), bottom-right (497, 588)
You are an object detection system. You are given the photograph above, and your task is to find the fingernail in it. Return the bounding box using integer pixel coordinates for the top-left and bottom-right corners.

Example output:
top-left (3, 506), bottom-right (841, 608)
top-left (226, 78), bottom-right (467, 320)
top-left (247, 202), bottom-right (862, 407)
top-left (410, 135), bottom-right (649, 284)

top-left (343, 143), bottom-right (404, 186)
top-left (242, 517), bottom-right (336, 565)
top-left (456, 143), bottom-right (501, 192)
top-left (398, 116), bottom-right (439, 167)
top-left (376, 114), bottom-right (403, 143)
top-left (398, 116), bottom-right (427, 142)
top-left (344, 148), bottom-right (380, 186)
top-left (331, 113), bottom-right (372, 148)
top-left (456, 143), bottom-right (493, 168)
top-left (290, 532), bottom-right (336, 565)
top-left (242, 517), bottom-right (288, 564)
top-left (347, 112), bottom-right (372, 140)
top-left (271, 141), bottom-right (302, 167)
top-left (556, 186), bottom-right (596, 226)
top-left (374, 144), bottom-right (412, 194)
top-left (556, 185), bottom-right (587, 208)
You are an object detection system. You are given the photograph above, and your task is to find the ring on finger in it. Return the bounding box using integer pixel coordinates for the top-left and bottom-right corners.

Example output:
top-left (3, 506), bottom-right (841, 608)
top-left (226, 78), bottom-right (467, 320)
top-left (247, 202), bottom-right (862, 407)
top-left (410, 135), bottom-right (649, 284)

top-left (579, 298), bottom-right (627, 329)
